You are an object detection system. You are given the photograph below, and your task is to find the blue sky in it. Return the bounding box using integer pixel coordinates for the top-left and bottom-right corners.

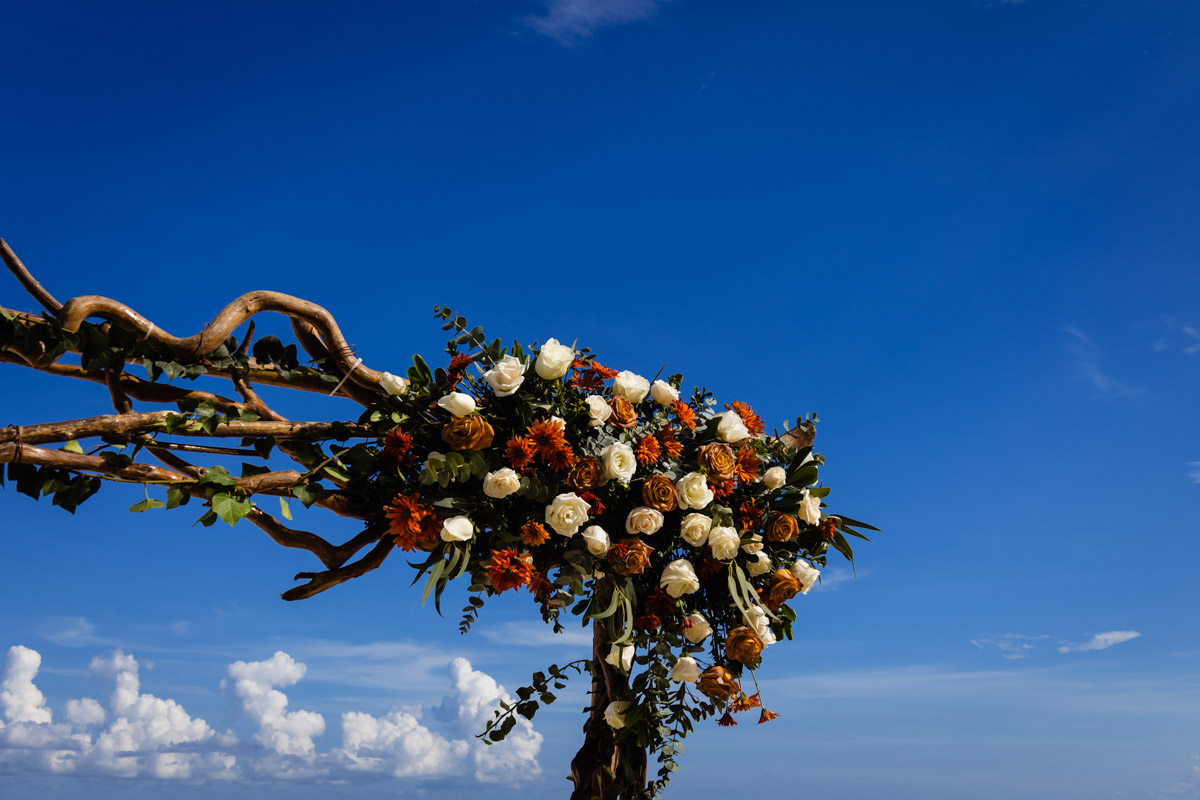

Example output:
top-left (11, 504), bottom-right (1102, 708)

top-left (1, 0), bottom-right (1198, 797)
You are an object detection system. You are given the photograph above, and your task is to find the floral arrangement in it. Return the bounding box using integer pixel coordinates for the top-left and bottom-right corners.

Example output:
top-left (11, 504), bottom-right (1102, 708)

top-left (360, 309), bottom-right (876, 792)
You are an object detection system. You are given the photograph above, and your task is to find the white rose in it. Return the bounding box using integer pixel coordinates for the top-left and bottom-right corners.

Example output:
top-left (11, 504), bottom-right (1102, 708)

top-left (625, 507), bottom-right (664, 535)
top-left (535, 338), bottom-right (574, 380)
top-left (545, 492), bottom-right (590, 537)
top-left (683, 613), bottom-right (712, 644)
top-left (378, 372), bottom-right (409, 396)
top-left (650, 380), bottom-right (679, 406)
top-left (708, 526), bottom-right (739, 560)
top-left (659, 559), bottom-right (700, 598)
top-left (603, 700), bottom-right (630, 730)
top-left (582, 525), bottom-right (610, 556)
top-left (798, 489), bottom-right (822, 526)
top-left (600, 442), bottom-right (637, 484)
top-left (670, 656), bottom-right (700, 683)
top-left (440, 516), bottom-right (473, 542)
top-left (790, 559), bottom-right (820, 594)
top-left (675, 472), bottom-right (714, 510)
top-left (605, 644), bottom-right (634, 673)
top-left (550, 416), bottom-right (566, 430)
top-left (424, 451), bottom-right (446, 470)
top-left (585, 395), bottom-right (612, 427)
top-left (748, 550), bottom-right (771, 576)
top-left (743, 605), bottom-right (777, 647)
top-left (716, 411), bottom-right (750, 442)
top-left (679, 513), bottom-right (712, 547)
top-left (741, 533), bottom-right (764, 554)
top-left (481, 355), bottom-right (526, 397)
top-left (762, 466), bottom-right (786, 490)
top-left (612, 370), bottom-right (650, 403)
top-left (437, 392), bottom-right (476, 417)
top-left (482, 468), bottom-right (521, 499)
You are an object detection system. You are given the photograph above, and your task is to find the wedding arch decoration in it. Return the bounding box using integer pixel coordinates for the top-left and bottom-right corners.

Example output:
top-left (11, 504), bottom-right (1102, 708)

top-left (0, 239), bottom-right (877, 799)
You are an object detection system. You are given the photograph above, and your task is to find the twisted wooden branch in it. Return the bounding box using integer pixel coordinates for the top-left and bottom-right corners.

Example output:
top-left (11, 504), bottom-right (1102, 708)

top-left (0, 412), bottom-right (370, 446)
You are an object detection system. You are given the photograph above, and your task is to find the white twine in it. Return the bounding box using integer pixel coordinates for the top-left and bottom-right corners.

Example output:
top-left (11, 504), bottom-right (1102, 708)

top-left (141, 322), bottom-right (156, 341)
top-left (329, 357), bottom-right (363, 397)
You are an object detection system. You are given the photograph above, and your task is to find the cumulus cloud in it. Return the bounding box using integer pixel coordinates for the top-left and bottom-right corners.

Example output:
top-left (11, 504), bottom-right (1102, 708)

top-left (0, 645), bottom-right (541, 788)
top-left (525, 0), bottom-right (663, 46)
top-left (1057, 631), bottom-right (1142, 654)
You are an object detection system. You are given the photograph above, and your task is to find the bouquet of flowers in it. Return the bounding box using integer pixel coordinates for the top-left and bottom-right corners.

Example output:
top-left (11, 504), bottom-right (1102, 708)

top-left (360, 309), bottom-right (876, 793)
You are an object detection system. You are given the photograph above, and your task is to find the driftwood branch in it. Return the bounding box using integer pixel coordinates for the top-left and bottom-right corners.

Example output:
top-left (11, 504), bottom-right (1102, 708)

top-left (1, 239), bottom-right (62, 316)
top-left (0, 412), bottom-right (370, 446)
top-left (282, 534), bottom-right (393, 601)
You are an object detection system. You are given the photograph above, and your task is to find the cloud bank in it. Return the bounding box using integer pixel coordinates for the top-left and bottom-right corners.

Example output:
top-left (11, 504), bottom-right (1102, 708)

top-left (0, 645), bottom-right (541, 786)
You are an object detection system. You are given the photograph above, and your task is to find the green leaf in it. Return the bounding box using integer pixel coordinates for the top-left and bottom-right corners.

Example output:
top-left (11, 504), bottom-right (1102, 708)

top-left (62, 440), bottom-right (84, 454)
top-left (279, 497), bottom-right (292, 521)
top-left (586, 590), bottom-right (622, 621)
top-left (292, 482), bottom-right (325, 508)
top-left (166, 485), bottom-right (190, 509)
top-left (833, 515), bottom-right (881, 532)
top-left (129, 497), bottom-right (164, 513)
top-left (323, 466), bottom-right (352, 483)
top-left (830, 531), bottom-right (855, 563)
top-left (198, 465), bottom-right (237, 487)
top-left (212, 492), bottom-right (253, 526)
top-left (421, 559), bottom-right (446, 607)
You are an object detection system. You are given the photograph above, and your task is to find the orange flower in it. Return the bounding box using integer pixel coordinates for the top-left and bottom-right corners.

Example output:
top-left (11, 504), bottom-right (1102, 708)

top-left (696, 666), bottom-right (741, 701)
top-left (730, 692), bottom-right (762, 712)
top-left (710, 478), bottom-right (735, 500)
top-left (726, 400), bottom-right (765, 437)
top-left (634, 435), bottom-right (661, 466)
top-left (734, 446), bottom-right (762, 484)
top-left (441, 416), bottom-right (494, 450)
top-left (527, 570), bottom-right (553, 598)
top-left (737, 501), bottom-right (764, 532)
top-left (505, 436), bottom-right (536, 472)
top-left (381, 429), bottom-right (415, 466)
top-left (645, 588), bottom-right (675, 616)
top-left (526, 419), bottom-right (568, 460)
top-left (633, 614), bottom-right (661, 632)
top-left (520, 520), bottom-right (550, 547)
top-left (717, 711), bottom-right (737, 727)
top-left (758, 708), bottom-right (780, 724)
top-left (609, 396), bottom-right (637, 428)
top-left (656, 428), bottom-right (684, 459)
top-left (767, 568), bottom-right (802, 610)
top-left (725, 626), bottom-right (765, 663)
top-left (445, 352), bottom-right (471, 387)
top-left (488, 548), bottom-right (533, 593)
top-left (386, 493), bottom-right (438, 552)
top-left (578, 492), bottom-right (605, 516)
top-left (546, 446), bottom-right (575, 472)
top-left (671, 400), bottom-right (696, 430)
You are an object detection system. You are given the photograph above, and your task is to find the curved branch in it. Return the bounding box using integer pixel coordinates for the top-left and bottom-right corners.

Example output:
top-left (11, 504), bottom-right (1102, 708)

top-left (0, 442), bottom-right (188, 483)
top-left (282, 535), bottom-right (393, 601)
top-left (57, 291), bottom-right (387, 400)
top-left (0, 412), bottom-right (371, 446)
top-left (1, 239), bottom-right (62, 316)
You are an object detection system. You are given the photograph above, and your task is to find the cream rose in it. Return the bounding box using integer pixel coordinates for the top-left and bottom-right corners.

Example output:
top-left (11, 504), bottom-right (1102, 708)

top-left (790, 559), bottom-right (820, 594)
top-left (424, 451), bottom-right (446, 470)
top-left (612, 370), bottom-right (650, 403)
top-left (482, 468), bottom-right (521, 499)
top-left (535, 338), bottom-right (574, 380)
top-left (605, 644), bottom-right (634, 673)
top-left (625, 506), bottom-right (664, 535)
top-left (585, 395), bottom-right (612, 426)
top-left (762, 466), bottom-right (786, 490)
top-left (481, 355), bottom-right (526, 397)
top-left (798, 489), bottom-right (822, 526)
top-left (603, 700), bottom-right (630, 729)
top-left (600, 442), bottom-right (637, 484)
top-left (707, 526), bottom-right (739, 560)
top-left (650, 379), bottom-right (679, 406)
top-left (679, 513), bottom-right (712, 547)
top-left (748, 550), bottom-right (772, 576)
top-left (683, 613), bottom-right (712, 644)
top-left (716, 410), bottom-right (750, 442)
top-left (743, 605), bottom-right (777, 647)
top-left (545, 492), bottom-right (590, 537)
top-left (437, 392), bottom-right (476, 417)
top-left (378, 372), bottom-right (409, 396)
top-left (582, 525), bottom-right (610, 556)
top-left (670, 656), bottom-right (700, 683)
top-left (659, 559), bottom-right (700, 598)
top-left (675, 472), bottom-right (714, 510)
top-left (440, 516), bottom-right (473, 542)
top-left (741, 533), bottom-right (764, 554)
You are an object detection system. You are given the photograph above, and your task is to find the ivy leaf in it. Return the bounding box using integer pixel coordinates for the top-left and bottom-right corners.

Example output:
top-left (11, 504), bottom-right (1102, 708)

top-left (199, 465), bottom-right (237, 487)
top-left (166, 485), bottom-right (190, 509)
top-left (292, 482), bottom-right (325, 508)
top-left (129, 497), bottom-right (165, 513)
top-left (211, 492), bottom-right (253, 526)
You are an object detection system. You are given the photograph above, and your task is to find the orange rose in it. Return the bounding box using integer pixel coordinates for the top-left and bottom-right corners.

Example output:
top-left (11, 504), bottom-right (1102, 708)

top-left (440, 416), bottom-right (494, 450)
top-left (567, 456), bottom-right (604, 491)
top-left (609, 396), bottom-right (637, 429)
top-left (696, 665), bottom-right (741, 701)
top-left (609, 537), bottom-right (654, 576)
top-left (725, 626), bottom-right (764, 663)
top-left (767, 568), bottom-right (801, 609)
top-left (765, 512), bottom-right (799, 542)
top-left (641, 474), bottom-right (678, 512)
top-left (697, 442), bottom-right (736, 482)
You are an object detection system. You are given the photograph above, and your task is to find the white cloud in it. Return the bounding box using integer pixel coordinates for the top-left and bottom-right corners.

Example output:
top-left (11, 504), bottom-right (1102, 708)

top-left (971, 633), bottom-right (1050, 660)
top-left (37, 617), bottom-right (103, 647)
top-left (1063, 326), bottom-right (1144, 399)
top-left (1186, 462), bottom-right (1200, 484)
top-left (1057, 631), bottom-right (1142, 654)
top-left (478, 620), bottom-right (593, 648)
top-left (0, 646), bottom-right (542, 787)
top-left (525, 0), bottom-right (663, 46)
top-left (1, 646), bottom-right (52, 724)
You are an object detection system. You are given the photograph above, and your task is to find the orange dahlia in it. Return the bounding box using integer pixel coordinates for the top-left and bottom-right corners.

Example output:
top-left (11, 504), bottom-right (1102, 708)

top-left (758, 708), bottom-right (780, 724)
top-left (381, 429), bottom-right (415, 466)
top-left (717, 712), bottom-right (737, 727)
top-left (727, 400), bottom-right (765, 437)
top-left (671, 400), bottom-right (696, 430)
top-left (527, 419), bottom-right (568, 461)
top-left (734, 445), bottom-right (762, 484)
top-left (487, 548), bottom-right (533, 593)
top-left (505, 435), bottom-right (537, 472)
top-left (386, 493), bottom-right (435, 551)
top-left (546, 446), bottom-right (575, 472)
top-left (710, 478), bottom-right (736, 500)
top-left (731, 692), bottom-right (762, 713)
top-left (656, 427), bottom-right (684, 459)
top-left (520, 520), bottom-right (550, 547)
top-left (634, 434), bottom-right (661, 466)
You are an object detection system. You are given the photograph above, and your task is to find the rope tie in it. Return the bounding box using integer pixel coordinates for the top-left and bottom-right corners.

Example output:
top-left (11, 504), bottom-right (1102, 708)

top-left (329, 357), bottom-right (363, 397)
top-left (141, 321), bottom-right (156, 341)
